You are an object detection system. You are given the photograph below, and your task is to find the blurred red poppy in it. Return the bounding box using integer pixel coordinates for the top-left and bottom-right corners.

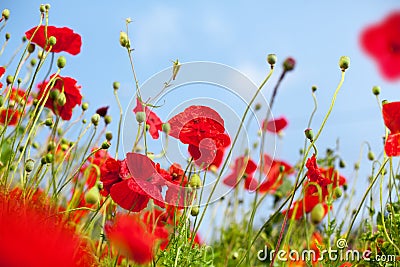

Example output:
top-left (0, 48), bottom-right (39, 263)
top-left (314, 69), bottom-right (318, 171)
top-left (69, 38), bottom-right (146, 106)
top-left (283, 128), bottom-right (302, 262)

top-left (360, 11), bottom-right (400, 80)
top-left (382, 101), bottom-right (400, 156)
top-left (263, 116), bottom-right (288, 133)
top-left (223, 156), bottom-right (258, 190)
top-left (25, 25), bottom-right (82, 55)
top-left (37, 74), bottom-right (82, 120)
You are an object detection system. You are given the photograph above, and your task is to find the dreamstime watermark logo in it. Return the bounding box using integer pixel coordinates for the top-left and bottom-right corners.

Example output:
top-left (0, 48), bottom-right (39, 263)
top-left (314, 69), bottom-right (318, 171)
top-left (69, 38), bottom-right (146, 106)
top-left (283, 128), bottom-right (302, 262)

top-left (257, 238), bottom-right (397, 263)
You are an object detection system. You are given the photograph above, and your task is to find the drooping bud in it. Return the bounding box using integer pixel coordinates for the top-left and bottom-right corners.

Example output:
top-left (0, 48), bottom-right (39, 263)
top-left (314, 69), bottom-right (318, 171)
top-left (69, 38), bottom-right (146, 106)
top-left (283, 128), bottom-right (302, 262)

top-left (339, 159), bottom-right (346, 168)
top-left (367, 151), bottom-right (375, 161)
top-left (44, 117), bottom-right (53, 127)
top-left (56, 92), bottom-right (67, 106)
top-left (57, 56), bottom-right (66, 69)
top-left (49, 89), bottom-right (60, 100)
top-left (6, 75), bottom-right (13, 85)
top-left (304, 128), bottom-right (314, 141)
top-left (27, 43), bottom-right (35, 54)
top-left (339, 56), bottom-right (350, 71)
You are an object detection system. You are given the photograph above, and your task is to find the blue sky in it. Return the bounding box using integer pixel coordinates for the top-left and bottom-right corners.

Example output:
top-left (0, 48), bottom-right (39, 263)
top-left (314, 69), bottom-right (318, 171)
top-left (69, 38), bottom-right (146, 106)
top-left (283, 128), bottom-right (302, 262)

top-left (2, 0), bottom-right (400, 239)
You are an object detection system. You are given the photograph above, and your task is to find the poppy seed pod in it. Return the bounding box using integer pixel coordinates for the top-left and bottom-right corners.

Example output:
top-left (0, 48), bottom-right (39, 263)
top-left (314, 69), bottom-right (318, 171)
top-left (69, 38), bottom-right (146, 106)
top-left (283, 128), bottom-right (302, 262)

top-left (136, 111), bottom-right (146, 123)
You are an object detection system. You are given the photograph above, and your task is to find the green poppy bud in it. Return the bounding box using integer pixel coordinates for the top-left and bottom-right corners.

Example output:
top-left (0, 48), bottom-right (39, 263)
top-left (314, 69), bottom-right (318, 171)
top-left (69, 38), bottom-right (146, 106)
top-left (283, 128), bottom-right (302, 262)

top-left (333, 187), bottom-right (342, 199)
top-left (119, 31), bottom-right (129, 48)
top-left (162, 123), bottom-right (171, 134)
top-left (106, 131), bottom-right (113, 141)
top-left (367, 151), bottom-right (375, 161)
top-left (283, 57), bottom-right (295, 71)
top-left (104, 115), bottom-right (112, 125)
top-left (304, 128), bottom-right (314, 141)
top-left (136, 111), bottom-right (146, 123)
top-left (191, 206), bottom-right (199, 216)
top-left (57, 56), bottom-right (66, 69)
top-left (2, 9), bottom-right (10, 20)
top-left (25, 159), bottom-right (35, 172)
top-left (45, 153), bottom-right (54, 163)
top-left (85, 186), bottom-right (100, 205)
top-left (372, 86), bottom-right (380, 96)
top-left (56, 92), bottom-right (66, 106)
top-left (189, 174), bottom-right (202, 189)
top-left (91, 114), bottom-right (100, 126)
top-left (339, 56), bottom-right (350, 71)
top-left (310, 203), bottom-right (325, 224)
top-left (113, 81), bottom-right (120, 90)
top-left (267, 53), bottom-right (277, 66)
top-left (82, 102), bottom-right (89, 111)
top-left (44, 118), bottom-right (53, 127)
top-left (5, 33), bottom-right (10, 41)
top-left (28, 43), bottom-right (35, 54)
top-left (48, 36), bottom-right (57, 46)
top-left (101, 141), bottom-right (111, 150)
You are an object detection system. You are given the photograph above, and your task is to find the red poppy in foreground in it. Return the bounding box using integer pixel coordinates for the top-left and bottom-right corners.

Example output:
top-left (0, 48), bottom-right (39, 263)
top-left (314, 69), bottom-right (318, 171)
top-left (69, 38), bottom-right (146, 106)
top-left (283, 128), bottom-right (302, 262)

top-left (258, 154), bottom-right (294, 193)
top-left (360, 11), bottom-right (400, 80)
top-left (0, 66), bottom-right (5, 89)
top-left (25, 25), bottom-right (82, 55)
top-left (133, 98), bottom-right (164, 139)
top-left (105, 214), bottom-right (160, 265)
top-left (0, 187), bottom-right (96, 266)
top-left (0, 108), bottom-right (21, 125)
top-left (168, 105), bottom-right (230, 169)
top-left (37, 74), bottom-right (82, 120)
top-left (382, 101), bottom-right (400, 156)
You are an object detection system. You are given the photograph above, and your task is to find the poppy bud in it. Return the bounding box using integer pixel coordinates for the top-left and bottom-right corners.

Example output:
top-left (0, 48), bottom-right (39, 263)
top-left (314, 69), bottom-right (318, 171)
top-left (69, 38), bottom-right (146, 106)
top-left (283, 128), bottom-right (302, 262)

top-left (82, 102), bottom-right (89, 111)
top-left (104, 115), bottom-right (112, 125)
top-left (57, 56), bottom-right (66, 69)
top-left (172, 59), bottom-right (181, 80)
top-left (39, 4), bottom-right (46, 13)
top-left (6, 75), bottom-right (13, 85)
top-left (60, 143), bottom-right (69, 151)
top-left (136, 112), bottom-right (146, 123)
top-left (32, 142), bottom-right (39, 149)
top-left (25, 159), bottom-right (35, 172)
top-left (28, 43), bottom-right (35, 53)
top-left (339, 159), bottom-right (346, 168)
top-left (354, 163), bottom-right (360, 170)
top-left (91, 114), bottom-right (100, 126)
top-left (189, 174), bottom-right (202, 189)
top-left (45, 4), bottom-right (51, 10)
top-left (2, 9), bottom-right (10, 20)
top-left (49, 89), bottom-right (60, 100)
top-left (106, 131), bottom-right (113, 141)
top-left (126, 17), bottom-right (132, 24)
top-left (48, 36), bottom-right (57, 46)
top-left (333, 187), bottom-right (342, 199)
top-left (339, 56), bottom-right (350, 71)
top-left (267, 53), bottom-right (277, 67)
top-left (45, 153), bottom-right (54, 163)
top-left (44, 118), bottom-right (53, 127)
top-left (0, 96), bottom-right (3, 107)
top-left (283, 57), bottom-right (295, 71)
top-left (311, 85), bottom-right (317, 92)
top-left (367, 151), bottom-right (375, 161)
top-left (304, 128), bottom-right (314, 141)
top-left (41, 157), bottom-right (47, 165)
top-left (119, 32), bottom-right (129, 48)
top-left (56, 92), bottom-right (66, 106)
top-left (82, 119), bottom-right (87, 124)
top-left (5, 33), bottom-right (10, 41)
top-left (310, 203), bottom-right (325, 224)
top-left (37, 50), bottom-right (44, 59)
top-left (101, 141), bottom-right (111, 150)
top-left (85, 186), bottom-right (100, 205)
top-left (254, 103), bottom-right (261, 111)
top-left (30, 58), bottom-right (37, 66)
top-left (162, 123), bottom-right (171, 134)
top-left (113, 81), bottom-right (120, 90)
top-left (372, 86), bottom-right (380, 95)
top-left (279, 165), bottom-right (285, 173)
top-left (47, 141), bottom-right (56, 152)
top-left (191, 206), bottom-right (199, 216)
top-left (232, 252), bottom-right (239, 260)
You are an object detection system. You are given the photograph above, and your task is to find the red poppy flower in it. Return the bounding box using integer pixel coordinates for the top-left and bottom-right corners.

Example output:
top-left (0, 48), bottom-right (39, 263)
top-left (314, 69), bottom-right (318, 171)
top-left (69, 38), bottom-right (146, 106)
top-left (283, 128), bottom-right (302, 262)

top-left (382, 101), bottom-right (400, 156)
top-left (133, 98), bottom-right (163, 139)
top-left (0, 187), bottom-right (96, 266)
top-left (100, 157), bottom-right (123, 196)
top-left (263, 116), bottom-right (288, 133)
top-left (0, 66), bottom-right (5, 89)
top-left (360, 11), bottom-right (400, 80)
top-left (339, 263), bottom-right (352, 267)
top-left (25, 25), bottom-right (82, 55)
top-left (105, 214), bottom-right (159, 264)
top-left (80, 148), bottom-right (113, 189)
top-left (223, 156), bottom-right (257, 190)
top-left (168, 105), bottom-right (231, 168)
top-left (305, 154), bottom-right (332, 187)
top-left (0, 108), bottom-right (21, 125)
top-left (107, 153), bottom-right (166, 211)
top-left (37, 74), bottom-right (82, 120)
top-left (258, 154), bottom-right (294, 193)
